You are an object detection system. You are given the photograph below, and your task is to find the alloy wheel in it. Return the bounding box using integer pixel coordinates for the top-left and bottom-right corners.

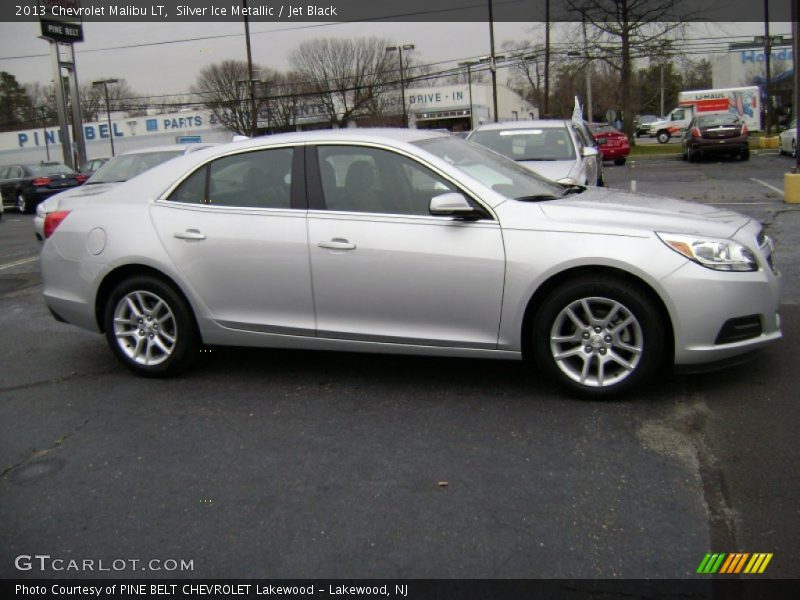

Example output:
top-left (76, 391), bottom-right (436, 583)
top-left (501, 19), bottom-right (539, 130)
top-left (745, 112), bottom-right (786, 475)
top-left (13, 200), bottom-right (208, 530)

top-left (112, 290), bottom-right (177, 366)
top-left (549, 296), bottom-right (643, 388)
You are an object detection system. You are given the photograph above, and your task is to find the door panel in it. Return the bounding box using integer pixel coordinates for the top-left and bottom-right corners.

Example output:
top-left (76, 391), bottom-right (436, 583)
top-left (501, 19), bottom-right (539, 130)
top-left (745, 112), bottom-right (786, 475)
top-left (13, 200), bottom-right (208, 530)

top-left (309, 213), bottom-right (505, 347)
top-left (150, 146), bottom-right (314, 335)
top-left (308, 144), bottom-right (505, 348)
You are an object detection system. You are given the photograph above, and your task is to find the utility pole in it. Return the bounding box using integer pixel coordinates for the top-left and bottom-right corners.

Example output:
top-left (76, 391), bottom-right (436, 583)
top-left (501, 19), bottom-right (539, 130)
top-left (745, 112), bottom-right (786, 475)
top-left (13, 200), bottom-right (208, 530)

top-left (242, 0), bottom-right (257, 136)
top-left (487, 0), bottom-right (499, 122)
top-left (764, 0), bottom-right (772, 135)
top-left (660, 64), bottom-right (665, 117)
top-left (93, 78), bottom-right (119, 157)
top-left (544, 0), bottom-right (550, 116)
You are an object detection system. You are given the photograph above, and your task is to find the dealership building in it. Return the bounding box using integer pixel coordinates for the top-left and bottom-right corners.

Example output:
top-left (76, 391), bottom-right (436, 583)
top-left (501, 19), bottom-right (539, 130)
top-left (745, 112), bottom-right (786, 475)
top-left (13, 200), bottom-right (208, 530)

top-left (0, 82), bottom-right (537, 165)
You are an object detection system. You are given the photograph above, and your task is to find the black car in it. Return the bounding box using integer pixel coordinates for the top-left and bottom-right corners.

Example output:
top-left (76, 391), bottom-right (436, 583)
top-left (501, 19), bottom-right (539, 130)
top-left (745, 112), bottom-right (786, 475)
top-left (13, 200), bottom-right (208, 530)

top-left (0, 162), bottom-right (87, 214)
top-left (681, 113), bottom-right (749, 162)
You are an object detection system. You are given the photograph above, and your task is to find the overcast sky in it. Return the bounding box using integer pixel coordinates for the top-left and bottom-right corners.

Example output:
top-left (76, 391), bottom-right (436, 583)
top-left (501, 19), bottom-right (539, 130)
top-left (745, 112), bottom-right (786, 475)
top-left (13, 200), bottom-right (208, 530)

top-left (0, 20), bottom-right (788, 98)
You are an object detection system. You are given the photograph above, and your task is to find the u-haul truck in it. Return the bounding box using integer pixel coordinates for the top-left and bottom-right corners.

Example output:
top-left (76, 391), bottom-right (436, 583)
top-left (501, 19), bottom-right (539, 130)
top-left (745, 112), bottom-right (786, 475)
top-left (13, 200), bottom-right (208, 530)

top-left (648, 86), bottom-right (761, 143)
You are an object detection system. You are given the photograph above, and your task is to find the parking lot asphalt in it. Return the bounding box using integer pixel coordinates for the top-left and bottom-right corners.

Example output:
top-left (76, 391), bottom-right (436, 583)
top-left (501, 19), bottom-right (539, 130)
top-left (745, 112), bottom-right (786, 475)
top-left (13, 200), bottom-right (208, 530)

top-left (1, 153), bottom-right (798, 579)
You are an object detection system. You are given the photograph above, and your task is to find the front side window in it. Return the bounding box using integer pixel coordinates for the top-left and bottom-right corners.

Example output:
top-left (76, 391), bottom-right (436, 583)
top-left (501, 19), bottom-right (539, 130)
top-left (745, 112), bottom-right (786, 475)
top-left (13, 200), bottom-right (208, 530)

top-left (168, 147), bottom-right (294, 209)
top-left (317, 145), bottom-right (456, 216)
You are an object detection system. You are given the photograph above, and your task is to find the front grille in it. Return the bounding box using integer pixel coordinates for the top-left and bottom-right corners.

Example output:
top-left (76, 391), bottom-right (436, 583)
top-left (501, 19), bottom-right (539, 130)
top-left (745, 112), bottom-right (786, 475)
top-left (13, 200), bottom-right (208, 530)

top-left (715, 315), bottom-right (763, 345)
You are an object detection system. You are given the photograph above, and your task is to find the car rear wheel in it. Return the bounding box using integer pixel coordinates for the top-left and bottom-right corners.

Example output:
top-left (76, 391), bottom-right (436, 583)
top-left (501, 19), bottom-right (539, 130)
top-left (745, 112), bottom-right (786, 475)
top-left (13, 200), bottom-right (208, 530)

top-left (16, 192), bottom-right (28, 214)
top-left (531, 277), bottom-right (665, 397)
top-left (792, 140), bottom-right (796, 158)
top-left (741, 147), bottom-right (750, 161)
top-left (687, 146), bottom-right (696, 162)
top-left (103, 276), bottom-right (199, 377)
top-left (614, 158), bottom-right (626, 166)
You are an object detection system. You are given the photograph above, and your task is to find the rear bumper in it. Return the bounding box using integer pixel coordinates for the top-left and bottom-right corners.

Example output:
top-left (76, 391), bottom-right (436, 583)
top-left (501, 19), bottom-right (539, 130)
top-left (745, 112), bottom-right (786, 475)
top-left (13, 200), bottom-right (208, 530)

top-left (688, 137), bottom-right (748, 154)
top-left (600, 146), bottom-right (630, 160)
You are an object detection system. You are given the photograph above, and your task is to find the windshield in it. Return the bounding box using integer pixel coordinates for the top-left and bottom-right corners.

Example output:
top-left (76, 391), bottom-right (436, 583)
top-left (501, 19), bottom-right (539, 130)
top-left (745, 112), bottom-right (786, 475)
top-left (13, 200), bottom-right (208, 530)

top-left (413, 136), bottom-right (567, 201)
top-left (468, 127), bottom-right (576, 161)
top-left (87, 151), bottom-right (183, 184)
top-left (27, 163), bottom-right (76, 176)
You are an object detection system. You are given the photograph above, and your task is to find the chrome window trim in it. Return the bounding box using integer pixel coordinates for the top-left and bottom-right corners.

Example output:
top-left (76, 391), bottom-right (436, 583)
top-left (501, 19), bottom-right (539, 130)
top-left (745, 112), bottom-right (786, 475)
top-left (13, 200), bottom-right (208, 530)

top-left (155, 138), bottom-right (498, 221)
top-left (155, 142), bottom-right (302, 204)
top-left (310, 140), bottom-right (498, 221)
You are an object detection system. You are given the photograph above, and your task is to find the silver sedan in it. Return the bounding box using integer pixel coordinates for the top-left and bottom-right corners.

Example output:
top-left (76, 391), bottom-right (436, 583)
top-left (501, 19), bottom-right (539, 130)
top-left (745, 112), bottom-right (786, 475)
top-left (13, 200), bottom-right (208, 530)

top-left (40, 129), bottom-right (782, 396)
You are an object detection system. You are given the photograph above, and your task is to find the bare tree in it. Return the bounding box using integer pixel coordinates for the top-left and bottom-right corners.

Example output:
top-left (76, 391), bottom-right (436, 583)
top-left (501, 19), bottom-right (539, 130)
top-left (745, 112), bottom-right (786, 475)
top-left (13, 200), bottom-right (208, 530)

top-left (567, 0), bottom-right (690, 139)
top-left (192, 60), bottom-right (274, 135)
top-left (289, 37), bottom-right (395, 128)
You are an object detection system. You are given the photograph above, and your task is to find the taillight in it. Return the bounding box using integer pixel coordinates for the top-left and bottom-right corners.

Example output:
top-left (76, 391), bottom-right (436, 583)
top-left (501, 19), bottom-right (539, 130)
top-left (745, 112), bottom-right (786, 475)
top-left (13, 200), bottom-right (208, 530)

top-left (691, 127), bottom-right (702, 138)
top-left (75, 174), bottom-right (88, 183)
top-left (742, 124), bottom-right (749, 135)
top-left (44, 210), bottom-right (71, 239)
top-left (32, 177), bottom-right (52, 187)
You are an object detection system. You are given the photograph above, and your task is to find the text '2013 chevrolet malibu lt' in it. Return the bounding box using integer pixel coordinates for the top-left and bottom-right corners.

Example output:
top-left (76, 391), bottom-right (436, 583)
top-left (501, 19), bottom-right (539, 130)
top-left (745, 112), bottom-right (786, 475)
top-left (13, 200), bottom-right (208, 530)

top-left (40, 130), bottom-right (781, 396)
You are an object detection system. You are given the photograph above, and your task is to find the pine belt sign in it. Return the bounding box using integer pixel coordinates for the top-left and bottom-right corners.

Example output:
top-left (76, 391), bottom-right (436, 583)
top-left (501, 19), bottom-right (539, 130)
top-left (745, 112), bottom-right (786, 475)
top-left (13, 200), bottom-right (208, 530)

top-left (40, 0), bottom-right (84, 43)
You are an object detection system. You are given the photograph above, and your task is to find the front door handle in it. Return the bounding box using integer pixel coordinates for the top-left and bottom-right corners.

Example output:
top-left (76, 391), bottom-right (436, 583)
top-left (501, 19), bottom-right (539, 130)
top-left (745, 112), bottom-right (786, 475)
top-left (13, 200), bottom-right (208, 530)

top-left (318, 238), bottom-right (356, 250)
top-left (174, 229), bottom-right (206, 241)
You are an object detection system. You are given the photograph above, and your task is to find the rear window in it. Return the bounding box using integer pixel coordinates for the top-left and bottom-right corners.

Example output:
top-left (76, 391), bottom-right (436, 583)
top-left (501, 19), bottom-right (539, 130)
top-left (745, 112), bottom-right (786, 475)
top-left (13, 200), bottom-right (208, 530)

top-left (87, 151), bottom-right (183, 184)
top-left (697, 114), bottom-right (742, 127)
top-left (26, 163), bottom-right (76, 176)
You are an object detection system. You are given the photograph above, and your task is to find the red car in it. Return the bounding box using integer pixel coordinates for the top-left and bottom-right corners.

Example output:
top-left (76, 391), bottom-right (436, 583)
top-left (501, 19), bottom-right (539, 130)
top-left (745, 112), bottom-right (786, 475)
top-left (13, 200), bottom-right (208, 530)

top-left (591, 123), bottom-right (630, 166)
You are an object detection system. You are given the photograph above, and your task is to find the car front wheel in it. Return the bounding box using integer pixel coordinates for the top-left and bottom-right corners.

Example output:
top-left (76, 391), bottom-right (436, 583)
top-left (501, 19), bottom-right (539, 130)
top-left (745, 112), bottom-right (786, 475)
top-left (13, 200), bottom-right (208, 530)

top-left (657, 131), bottom-right (671, 144)
top-left (532, 277), bottom-right (665, 397)
top-left (103, 276), bottom-right (199, 377)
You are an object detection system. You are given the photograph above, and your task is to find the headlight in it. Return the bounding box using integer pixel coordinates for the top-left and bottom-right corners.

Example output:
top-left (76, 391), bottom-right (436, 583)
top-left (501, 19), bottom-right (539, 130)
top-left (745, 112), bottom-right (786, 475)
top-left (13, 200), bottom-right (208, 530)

top-left (556, 177), bottom-right (578, 186)
top-left (656, 232), bottom-right (758, 272)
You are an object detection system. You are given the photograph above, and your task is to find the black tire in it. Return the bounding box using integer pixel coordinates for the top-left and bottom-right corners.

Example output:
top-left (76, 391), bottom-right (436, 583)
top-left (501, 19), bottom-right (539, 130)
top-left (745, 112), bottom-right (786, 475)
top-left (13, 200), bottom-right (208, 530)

top-left (531, 276), bottom-right (666, 398)
top-left (103, 275), bottom-right (199, 377)
top-left (792, 140), bottom-right (796, 159)
top-left (741, 147), bottom-right (750, 161)
top-left (16, 191), bottom-right (29, 214)
top-left (614, 158), bottom-right (627, 166)
top-left (687, 146), bottom-right (695, 162)
top-left (656, 131), bottom-right (670, 144)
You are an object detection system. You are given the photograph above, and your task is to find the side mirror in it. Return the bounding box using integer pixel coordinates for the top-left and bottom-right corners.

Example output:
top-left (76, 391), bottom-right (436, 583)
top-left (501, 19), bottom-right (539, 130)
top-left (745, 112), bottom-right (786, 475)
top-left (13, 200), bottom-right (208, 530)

top-left (429, 193), bottom-right (476, 217)
top-left (582, 146), bottom-right (599, 158)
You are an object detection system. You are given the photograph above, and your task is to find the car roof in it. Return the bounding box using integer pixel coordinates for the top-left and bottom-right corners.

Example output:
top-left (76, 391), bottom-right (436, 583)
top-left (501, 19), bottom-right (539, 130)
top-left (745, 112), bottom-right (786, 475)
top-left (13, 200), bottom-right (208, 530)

top-left (222, 128), bottom-right (448, 149)
top-left (471, 120), bottom-right (570, 132)
top-left (122, 144), bottom-right (217, 155)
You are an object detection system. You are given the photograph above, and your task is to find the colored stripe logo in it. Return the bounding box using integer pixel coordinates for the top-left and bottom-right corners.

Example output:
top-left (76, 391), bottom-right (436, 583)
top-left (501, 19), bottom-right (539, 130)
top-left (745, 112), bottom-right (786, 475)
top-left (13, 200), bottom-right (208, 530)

top-left (697, 553), bottom-right (773, 574)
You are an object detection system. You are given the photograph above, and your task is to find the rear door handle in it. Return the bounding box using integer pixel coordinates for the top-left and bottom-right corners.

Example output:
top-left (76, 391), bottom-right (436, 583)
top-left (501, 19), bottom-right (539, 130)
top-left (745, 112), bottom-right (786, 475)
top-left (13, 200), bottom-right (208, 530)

top-left (174, 229), bottom-right (206, 241)
top-left (318, 238), bottom-right (356, 250)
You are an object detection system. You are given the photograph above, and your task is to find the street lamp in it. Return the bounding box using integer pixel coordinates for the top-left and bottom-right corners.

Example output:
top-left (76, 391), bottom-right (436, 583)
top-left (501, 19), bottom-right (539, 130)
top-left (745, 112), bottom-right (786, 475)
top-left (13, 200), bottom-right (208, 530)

top-left (479, 53), bottom-right (505, 121)
top-left (39, 106), bottom-right (51, 161)
top-left (386, 44), bottom-right (415, 127)
top-left (458, 60), bottom-right (480, 130)
top-left (92, 78), bottom-right (119, 157)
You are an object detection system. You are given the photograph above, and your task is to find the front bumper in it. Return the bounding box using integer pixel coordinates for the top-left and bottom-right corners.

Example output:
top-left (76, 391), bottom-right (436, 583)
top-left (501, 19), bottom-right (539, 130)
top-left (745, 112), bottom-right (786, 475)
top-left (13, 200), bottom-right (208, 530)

top-left (663, 261), bottom-right (782, 365)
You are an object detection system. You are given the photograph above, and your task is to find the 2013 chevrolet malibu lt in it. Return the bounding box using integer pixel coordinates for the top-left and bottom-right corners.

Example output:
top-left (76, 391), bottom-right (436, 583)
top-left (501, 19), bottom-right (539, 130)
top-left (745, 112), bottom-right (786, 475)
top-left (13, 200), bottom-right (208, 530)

top-left (40, 130), bottom-right (782, 396)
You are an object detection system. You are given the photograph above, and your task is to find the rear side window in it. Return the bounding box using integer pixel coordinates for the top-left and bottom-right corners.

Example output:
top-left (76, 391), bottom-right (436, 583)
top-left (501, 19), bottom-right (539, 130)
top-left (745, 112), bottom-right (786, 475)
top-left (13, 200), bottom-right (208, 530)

top-left (168, 147), bottom-right (294, 209)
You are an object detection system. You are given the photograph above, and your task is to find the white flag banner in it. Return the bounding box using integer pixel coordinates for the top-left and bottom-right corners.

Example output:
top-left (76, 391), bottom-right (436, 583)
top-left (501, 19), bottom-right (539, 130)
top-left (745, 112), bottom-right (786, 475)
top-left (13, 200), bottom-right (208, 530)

top-left (572, 96), bottom-right (583, 122)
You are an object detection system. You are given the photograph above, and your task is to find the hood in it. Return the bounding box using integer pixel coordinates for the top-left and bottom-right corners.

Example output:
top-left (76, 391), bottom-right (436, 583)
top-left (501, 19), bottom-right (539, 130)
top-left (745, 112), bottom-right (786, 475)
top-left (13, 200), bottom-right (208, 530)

top-left (516, 160), bottom-right (578, 183)
top-left (37, 182), bottom-right (121, 214)
top-left (537, 187), bottom-right (750, 239)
